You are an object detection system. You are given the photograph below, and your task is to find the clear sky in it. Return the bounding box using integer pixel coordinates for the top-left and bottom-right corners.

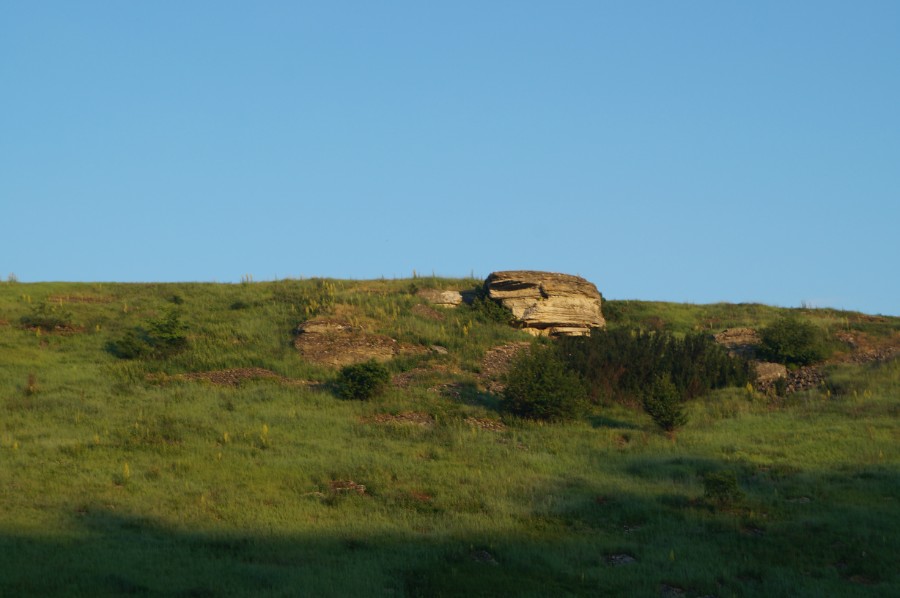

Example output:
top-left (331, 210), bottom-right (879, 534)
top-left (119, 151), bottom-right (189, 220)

top-left (2, 1), bottom-right (898, 315)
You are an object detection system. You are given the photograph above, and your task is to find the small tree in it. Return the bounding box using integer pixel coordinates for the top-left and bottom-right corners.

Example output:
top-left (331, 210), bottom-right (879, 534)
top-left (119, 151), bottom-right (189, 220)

top-left (642, 376), bottom-right (688, 432)
top-left (108, 309), bottom-right (188, 359)
top-left (503, 344), bottom-right (587, 421)
top-left (337, 360), bottom-right (391, 401)
top-left (703, 470), bottom-right (744, 506)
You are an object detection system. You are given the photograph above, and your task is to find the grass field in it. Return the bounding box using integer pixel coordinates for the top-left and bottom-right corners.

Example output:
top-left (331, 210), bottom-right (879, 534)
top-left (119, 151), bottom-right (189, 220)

top-left (1, 278), bottom-right (897, 596)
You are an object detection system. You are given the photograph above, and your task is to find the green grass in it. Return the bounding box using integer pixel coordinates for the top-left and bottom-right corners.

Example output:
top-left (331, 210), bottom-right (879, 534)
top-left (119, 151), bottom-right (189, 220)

top-left (1, 279), bottom-right (898, 596)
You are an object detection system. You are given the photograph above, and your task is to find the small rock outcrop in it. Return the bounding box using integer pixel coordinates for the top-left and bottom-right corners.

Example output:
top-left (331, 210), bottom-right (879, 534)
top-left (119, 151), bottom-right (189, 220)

top-left (713, 328), bottom-right (760, 358)
top-left (294, 318), bottom-right (423, 367)
top-left (754, 361), bottom-right (788, 387)
top-left (416, 289), bottom-right (463, 308)
top-left (484, 271), bottom-right (605, 336)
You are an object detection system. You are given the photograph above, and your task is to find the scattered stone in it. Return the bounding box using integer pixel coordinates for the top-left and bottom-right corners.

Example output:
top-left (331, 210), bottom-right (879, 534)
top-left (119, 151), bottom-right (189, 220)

top-left (607, 553), bottom-right (637, 566)
top-left (294, 317), bottom-right (423, 367)
top-left (367, 412), bottom-right (434, 427)
top-left (713, 327), bottom-right (760, 357)
top-left (787, 496), bottom-right (811, 504)
top-left (754, 361), bottom-right (787, 388)
top-left (479, 341), bottom-right (531, 392)
top-left (47, 294), bottom-right (115, 304)
top-left (471, 550), bottom-right (499, 565)
top-left (464, 417), bottom-right (506, 432)
top-left (741, 526), bottom-right (765, 537)
top-left (179, 367), bottom-right (305, 387)
top-left (484, 271), bottom-right (605, 336)
top-left (660, 584), bottom-right (686, 598)
top-left (429, 345), bottom-right (448, 355)
top-left (329, 480), bottom-right (367, 495)
top-left (785, 367), bottom-right (826, 394)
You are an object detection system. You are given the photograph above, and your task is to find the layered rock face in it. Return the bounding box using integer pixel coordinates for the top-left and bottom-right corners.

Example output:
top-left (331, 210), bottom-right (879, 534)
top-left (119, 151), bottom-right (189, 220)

top-left (485, 271), bottom-right (605, 336)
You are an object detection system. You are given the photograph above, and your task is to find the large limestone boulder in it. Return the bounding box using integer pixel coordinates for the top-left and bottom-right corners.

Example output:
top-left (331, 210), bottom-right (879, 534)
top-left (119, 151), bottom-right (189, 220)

top-left (484, 271), bottom-right (605, 336)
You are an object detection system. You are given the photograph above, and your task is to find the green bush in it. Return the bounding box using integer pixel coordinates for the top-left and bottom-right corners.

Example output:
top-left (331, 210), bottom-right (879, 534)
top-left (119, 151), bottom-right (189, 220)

top-left (641, 376), bottom-right (688, 431)
top-left (558, 329), bottom-right (754, 404)
top-left (503, 344), bottom-right (587, 421)
top-left (108, 309), bottom-right (188, 359)
top-left (702, 470), bottom-right (744, 506)
top-left (467, 287), bottom-right (514, 325)
top-left (759, 316), bottom-right (829, 366)
top-left (337, 360), bottom-right (391, 401)
top-left (20, 302), bottom-right (73, 331)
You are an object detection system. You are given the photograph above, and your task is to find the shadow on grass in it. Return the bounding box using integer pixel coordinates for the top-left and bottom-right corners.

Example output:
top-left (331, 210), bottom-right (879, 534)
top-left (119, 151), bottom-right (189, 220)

top-left (587, 414), bottom-right (642, 430)
top-left (444, 380), bottom-right (504, 414)
top-left (3, 460), bottom-right (897, 597)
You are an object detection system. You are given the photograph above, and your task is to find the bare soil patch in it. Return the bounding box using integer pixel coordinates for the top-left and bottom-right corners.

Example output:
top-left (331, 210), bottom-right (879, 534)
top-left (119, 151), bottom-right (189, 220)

top-left (479, 341), bottom-right (530, 392)
top-left (48, 294), bottom-right (114, 304)
top-left (391, 364), bottom-right (459, 389)
top-left (366, 411), bottom-right (435, 427)
top-left (411, 303), bottom-right (445, 321)
top-left (22, 324), bottom-right (84, 335)
top-left (833, 330), bottom-right (900, 364)
top-left (294, 317), bottom-right (425, 367)
top-left (329, 480), bottom-right (367, 495)
top-left (178, 368), bottom-right (308, 387)
top-left (464, 417), bottom-right (506, 432)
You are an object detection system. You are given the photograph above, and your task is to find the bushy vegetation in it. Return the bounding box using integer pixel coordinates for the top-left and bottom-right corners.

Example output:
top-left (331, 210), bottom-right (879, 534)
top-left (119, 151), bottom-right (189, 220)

top-left (337, 360), bottom-right (391, 400)
top-left (702, 470), bottom-right (744, 506)
top-left (641, 376), bottom-right (688, 431)
top-left (502, 343), bottom-right (587, 421)
top-left (20, 302), bottom-right (73, 331)
top-left (466, 286), bottom-right (515, 325)
top-left (759, 315), bottom-right (830, 366)
top-left (559, 328), bottom-right (754, 404)
top-left (108, 309), bottom-right (189, 359)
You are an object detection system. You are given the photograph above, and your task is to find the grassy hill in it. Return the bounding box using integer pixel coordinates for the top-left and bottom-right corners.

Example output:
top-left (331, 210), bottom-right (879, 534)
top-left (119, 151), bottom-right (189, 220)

top-left (1, 278), bottom-right (898, 596)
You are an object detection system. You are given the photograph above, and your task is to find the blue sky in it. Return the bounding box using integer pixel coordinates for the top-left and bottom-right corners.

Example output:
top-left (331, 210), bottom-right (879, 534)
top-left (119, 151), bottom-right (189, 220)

top-left (2, 1), bottom-right (898, 315)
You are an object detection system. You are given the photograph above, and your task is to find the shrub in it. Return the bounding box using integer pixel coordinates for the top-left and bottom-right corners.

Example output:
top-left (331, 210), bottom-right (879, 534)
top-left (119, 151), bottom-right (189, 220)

top-left (702, 470), bottom-right (744, 506)
top-left (558, 329), bottom-right (754, 404)
top-left (759, 316), bottom-right (829, 366)
top-left (108, 309), bottom-right (188, 359)
top-left (145, 309), bottom-right (188, 355)
top-left (20, 302), bottom-right (73, 331)
top-left (337, 360), bottom-right (391, 401)
top-left (641, 376), bottom-right (688, 431)
top-left (503, 344), bottom-right (587, 421)
top-left (467, 286), bottom-right (515, 325)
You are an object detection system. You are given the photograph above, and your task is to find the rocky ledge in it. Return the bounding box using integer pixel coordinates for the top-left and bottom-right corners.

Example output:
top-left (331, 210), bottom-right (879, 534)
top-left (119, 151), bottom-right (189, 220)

top-left (484, 270), bottom-right (605, 336)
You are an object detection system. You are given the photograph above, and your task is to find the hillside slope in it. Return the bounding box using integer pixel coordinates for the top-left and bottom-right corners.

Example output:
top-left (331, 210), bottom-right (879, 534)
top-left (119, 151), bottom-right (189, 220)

top-left (1, 278), bottom-right (898, 596)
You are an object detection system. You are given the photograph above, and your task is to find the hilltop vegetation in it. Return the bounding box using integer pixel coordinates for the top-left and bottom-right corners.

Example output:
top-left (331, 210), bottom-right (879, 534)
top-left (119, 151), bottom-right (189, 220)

top-left (1, 277), bottom-right (898, 596)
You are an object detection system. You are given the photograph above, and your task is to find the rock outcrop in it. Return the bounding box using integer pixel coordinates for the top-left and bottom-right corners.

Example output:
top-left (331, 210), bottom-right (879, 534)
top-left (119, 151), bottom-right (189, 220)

top-left (416, 289), bottom-right (463, 308)
top-left (484, 271), bottom-right (605, 336)
top-left (713, 328), bottom-right (760, 358)
top-left (754, 361), bottom-right (788, 387)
